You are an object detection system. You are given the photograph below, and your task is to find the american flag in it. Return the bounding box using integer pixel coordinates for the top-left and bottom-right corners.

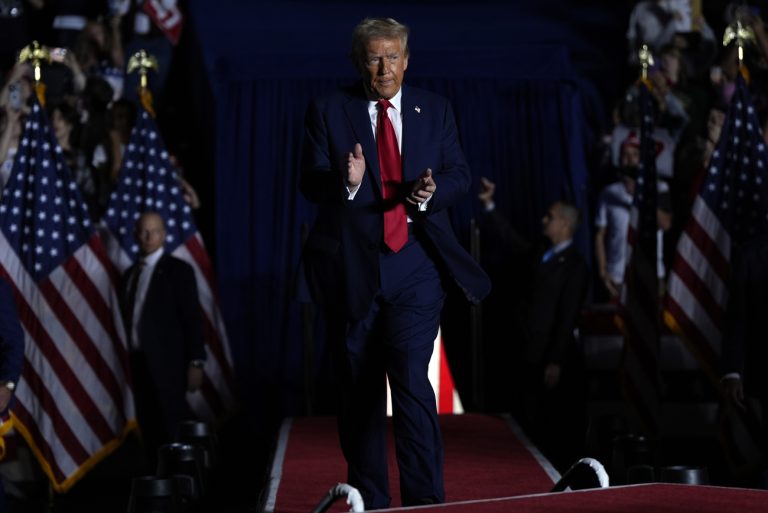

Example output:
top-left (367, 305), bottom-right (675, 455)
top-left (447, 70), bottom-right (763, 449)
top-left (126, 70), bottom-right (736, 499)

top-left (664, 75), bottom-right (768, 380)
top-left (664, 73), bottom-right (768, 475)
top-left (102, 107), bottom-right (237, 422)
top-left (0, 99), bottom-right (134, 491)
top-left (619, 80), bottom-right (662, 437)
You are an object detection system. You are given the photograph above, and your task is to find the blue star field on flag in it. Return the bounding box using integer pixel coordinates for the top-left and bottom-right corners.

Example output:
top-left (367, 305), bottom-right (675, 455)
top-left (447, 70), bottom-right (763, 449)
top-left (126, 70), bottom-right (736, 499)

top-left (701, 75), bottom-right (768, 246)
top-left (103, 108), bottom-right (197, 257)
top-left (0, 100), bottom-right (92, 281)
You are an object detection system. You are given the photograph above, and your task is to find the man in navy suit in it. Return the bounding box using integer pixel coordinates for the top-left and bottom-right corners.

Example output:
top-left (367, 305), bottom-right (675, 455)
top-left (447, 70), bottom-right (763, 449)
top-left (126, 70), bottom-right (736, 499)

top-left (0, 277), bottom-right (23, 412)
top-left (478, 177), bottom-right (588, 471)
top-left (0, 276), bottom-right (24, 511)
top-left (722, 236), bottom-right (768, 486)
top-left (300, 17), bottom-right (490, 509)
top-left (119, 211), bottom-right (205, 468)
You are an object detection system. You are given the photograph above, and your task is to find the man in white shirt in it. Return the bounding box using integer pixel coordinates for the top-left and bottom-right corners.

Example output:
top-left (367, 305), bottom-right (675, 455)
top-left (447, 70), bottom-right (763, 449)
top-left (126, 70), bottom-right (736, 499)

top-left (594, 133), bottom-right (671, 299)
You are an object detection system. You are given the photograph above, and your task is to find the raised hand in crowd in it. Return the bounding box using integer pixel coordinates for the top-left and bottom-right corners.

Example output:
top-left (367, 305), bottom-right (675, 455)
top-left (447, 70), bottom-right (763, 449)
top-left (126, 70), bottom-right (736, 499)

top-left (478, 176), bottom-right (496, 209)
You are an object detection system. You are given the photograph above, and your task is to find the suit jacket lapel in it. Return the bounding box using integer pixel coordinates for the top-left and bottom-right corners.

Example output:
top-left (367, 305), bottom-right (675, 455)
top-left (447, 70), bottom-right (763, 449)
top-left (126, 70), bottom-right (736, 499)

top-left (144, 254), bottom-right (167, 305)
top-left (400, 85), bottom-right (421, 182)
top-left (343, 90), bottom-right (381, 196)
top-left (540, 244), bottom-right (573, 270)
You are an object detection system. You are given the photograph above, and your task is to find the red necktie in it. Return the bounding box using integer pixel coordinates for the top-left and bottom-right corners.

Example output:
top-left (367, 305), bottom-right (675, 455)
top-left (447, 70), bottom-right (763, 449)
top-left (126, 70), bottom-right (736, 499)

top-left (377, 99), bottom-right (408, 253)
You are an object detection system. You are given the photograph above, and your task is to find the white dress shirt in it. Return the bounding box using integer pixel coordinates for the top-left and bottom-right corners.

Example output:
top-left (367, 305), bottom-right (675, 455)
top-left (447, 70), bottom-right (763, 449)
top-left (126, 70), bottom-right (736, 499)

top-left (347, 88), bottom-right (430, 212)
top-left (130, 247), bottom-right (164, 349)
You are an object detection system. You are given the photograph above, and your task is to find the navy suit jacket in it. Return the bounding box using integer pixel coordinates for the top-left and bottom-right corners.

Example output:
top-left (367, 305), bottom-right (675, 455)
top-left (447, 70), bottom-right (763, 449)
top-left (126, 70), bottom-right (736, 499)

top-left (723, 237), bottom-right (768, 397)
top-left (300, 83), bottom-right (490, 320)
top-left (0, 277), bottom-right (23, 410)
top-left (480, 209), bottom-right (588, 365)
top-left (119, 253), bottom-right (204, 429)
top-left (526, 244), bottom-right (588, 365)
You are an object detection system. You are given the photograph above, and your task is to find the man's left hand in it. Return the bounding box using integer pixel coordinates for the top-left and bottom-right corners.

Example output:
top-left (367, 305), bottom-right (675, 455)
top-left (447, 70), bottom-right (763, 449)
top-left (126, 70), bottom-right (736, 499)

top-left (0, 387), bottom-right (11, 411)
top-left (543, 363), bottom-right (561, 389)
top-left (187, 365), bottom-right (204, 392)
top-left (407, 168), bottom-right (436, 205)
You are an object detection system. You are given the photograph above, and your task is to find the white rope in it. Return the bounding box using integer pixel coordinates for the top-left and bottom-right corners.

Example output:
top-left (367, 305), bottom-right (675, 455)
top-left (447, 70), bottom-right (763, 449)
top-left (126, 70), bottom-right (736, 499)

top-left (576, 457), bottom-right (610, 488)
top-left (333, 483), bottom-right (365, 512)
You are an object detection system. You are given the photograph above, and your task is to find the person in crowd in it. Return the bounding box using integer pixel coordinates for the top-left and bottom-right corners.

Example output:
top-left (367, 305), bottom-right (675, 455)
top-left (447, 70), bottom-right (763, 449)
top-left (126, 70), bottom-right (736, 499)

top-left (89, 97), bottom-right (135, 201)
top-left (0, 105), bottom-right (25, 195)
top-left (49, 100), bottom-right (99, 215)
top-left (627, 0), bottom-right (716, 78)
top-left (119, 211), bottom-right (205, 470)
top-left (656, 42), bottom-right (715, 148)
top-left (0, 108), bottom-right (24, 195)
top-left (669, 103), bottom-right (726, 262)
top-left (710, 43), bottom-right (741, 110)
top-left (299, 16), bottom-right (490, 510)
top-left (0, 61), bottom-right (32, 111)
top-left (594, 132), bottom-right (672, 300)
top-left (48, 0), bottom-right (107, 49)
top-left (79, 76), bottom-right (118, 217)
top-left (620, 69), bottom-right (690, 144)
top-left (72, 16), bottom-right (125, 100)
top-left (478, 177), bottom-right (589, 471)
top-left (626, 0), bottom-right (680, 62)
top-left (0, 275), bottom-right (25, 512)
top-left (0, 62), bottom-right (32, 197)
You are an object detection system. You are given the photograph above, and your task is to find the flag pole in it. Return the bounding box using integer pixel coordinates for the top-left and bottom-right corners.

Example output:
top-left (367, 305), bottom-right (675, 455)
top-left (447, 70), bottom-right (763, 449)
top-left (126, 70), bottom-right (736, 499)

top-left (615, 43), bottom-right (664, 441)
top-left (18, 41), bottom-right (50, 107)
top-left (127, 49), bottom-right (159, 117)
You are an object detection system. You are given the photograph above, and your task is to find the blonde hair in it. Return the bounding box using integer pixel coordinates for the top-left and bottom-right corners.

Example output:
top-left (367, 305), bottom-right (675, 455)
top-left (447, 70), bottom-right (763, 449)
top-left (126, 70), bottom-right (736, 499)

top-left (350, 17), bottom-right (410, 72)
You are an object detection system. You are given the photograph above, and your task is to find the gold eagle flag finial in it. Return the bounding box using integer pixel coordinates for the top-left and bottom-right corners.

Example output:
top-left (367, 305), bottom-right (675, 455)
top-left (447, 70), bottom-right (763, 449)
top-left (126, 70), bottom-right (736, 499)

top-left (638, 44), bottom-right (655, 89)
top-left (18, 41), bottom-right (51, 106)
top-left (127, 50), bottom-right (160, 116)
top-left (723, 19), bottom-right (755, 80)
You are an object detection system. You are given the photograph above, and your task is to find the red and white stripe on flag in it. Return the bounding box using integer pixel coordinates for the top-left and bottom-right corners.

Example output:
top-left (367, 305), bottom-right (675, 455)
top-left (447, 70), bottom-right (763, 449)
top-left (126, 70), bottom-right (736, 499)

top-left (169, 235), bottom-right (237, 419)
top-left (662, 74), bottom-right (768, 475)
top-left (0, 99), bottom-right (134, 491)
top-left (664, 75), bottom-right (768, 379)
top-left (386, 327), bottom-right (463, 415)
top-left (0, 233), bottom-right (135, 491)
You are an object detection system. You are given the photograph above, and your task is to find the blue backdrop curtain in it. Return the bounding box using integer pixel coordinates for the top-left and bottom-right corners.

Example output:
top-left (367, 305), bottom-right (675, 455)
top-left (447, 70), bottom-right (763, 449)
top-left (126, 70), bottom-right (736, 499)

top-left (211, 45), bottom-right (591, 419)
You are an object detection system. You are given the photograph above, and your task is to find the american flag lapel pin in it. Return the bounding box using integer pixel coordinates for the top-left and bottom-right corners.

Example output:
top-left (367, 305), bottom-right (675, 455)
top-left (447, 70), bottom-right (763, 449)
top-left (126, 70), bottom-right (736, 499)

top-left (415, 106), bottom-right (421, 113)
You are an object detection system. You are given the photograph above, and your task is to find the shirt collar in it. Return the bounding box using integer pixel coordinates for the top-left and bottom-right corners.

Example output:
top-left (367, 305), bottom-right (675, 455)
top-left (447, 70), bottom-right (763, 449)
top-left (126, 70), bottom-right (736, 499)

top-left (549, 239), bottom-right (573, 257)
top-left (141, 247), bottom-right (164, 266)
top-left (369, 88), bottom-right (403, 113)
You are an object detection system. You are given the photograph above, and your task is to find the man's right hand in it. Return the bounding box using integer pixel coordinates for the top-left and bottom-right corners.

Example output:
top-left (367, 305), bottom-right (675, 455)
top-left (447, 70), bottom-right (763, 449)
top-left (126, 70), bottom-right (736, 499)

top-left (600, 271), bottom-right (620, 297)
top-left (347, 143), bottom-right (365, 192)
top-left (722, 377), bottom-right (745, 410)
top-left (478, 177), bottom-right (495, 208)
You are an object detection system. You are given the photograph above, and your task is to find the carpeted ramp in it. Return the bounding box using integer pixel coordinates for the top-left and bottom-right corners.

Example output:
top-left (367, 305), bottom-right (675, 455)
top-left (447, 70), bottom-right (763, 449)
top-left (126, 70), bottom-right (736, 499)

top-left (264, 413), bottom-right (559, 513)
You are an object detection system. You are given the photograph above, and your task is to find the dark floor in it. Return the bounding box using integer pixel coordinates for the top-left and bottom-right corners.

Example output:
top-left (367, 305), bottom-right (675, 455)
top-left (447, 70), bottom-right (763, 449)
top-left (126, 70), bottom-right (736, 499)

top-left (3, 410), bottom-right (272, 513)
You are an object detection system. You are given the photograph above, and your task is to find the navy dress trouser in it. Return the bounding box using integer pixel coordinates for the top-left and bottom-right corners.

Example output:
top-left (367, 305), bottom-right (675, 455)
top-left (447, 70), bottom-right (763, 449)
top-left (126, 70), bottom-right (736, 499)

top-left (332, 233), bottom-right (445, 510)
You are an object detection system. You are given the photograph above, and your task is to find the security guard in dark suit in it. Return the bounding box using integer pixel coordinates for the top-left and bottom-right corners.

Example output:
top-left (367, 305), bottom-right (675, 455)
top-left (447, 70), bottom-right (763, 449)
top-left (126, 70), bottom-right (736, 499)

top-left (479, 177), bottom-right (589, 471)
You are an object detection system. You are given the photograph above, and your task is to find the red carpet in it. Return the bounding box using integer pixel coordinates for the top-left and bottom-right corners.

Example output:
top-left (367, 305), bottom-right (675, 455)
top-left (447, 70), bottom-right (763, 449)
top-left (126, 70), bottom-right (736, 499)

top-left (264, 414), bottom-right (558, 513)
top-left (382, 483), bottom-right (768, 512)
